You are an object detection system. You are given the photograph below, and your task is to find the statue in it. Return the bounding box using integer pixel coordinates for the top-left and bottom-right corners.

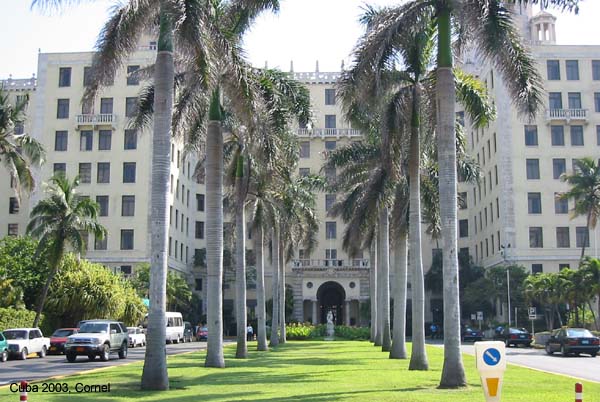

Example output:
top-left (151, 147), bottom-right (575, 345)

top-left (326, 311), bottom-right (334, 324)
top-left (325, 310), bottom-right (335, 339)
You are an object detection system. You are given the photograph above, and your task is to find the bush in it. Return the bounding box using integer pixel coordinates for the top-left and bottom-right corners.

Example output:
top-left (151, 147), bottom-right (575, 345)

top-left (0, 307), bottom-right (52, 335)
top-left (284, 323), bottom-right (369, 340)
top-left (286, 323), bottom-right (313, 340)
top-left (334, 325), bottom-right (370, 340)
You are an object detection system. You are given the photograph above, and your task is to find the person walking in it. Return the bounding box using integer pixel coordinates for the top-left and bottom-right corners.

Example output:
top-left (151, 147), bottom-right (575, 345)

top-left (246, 324), bottom-right (254, 341)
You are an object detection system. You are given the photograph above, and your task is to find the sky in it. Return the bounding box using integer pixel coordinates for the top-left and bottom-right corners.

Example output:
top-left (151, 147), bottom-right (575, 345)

top-left (0, 0), bottom-right (598, 79)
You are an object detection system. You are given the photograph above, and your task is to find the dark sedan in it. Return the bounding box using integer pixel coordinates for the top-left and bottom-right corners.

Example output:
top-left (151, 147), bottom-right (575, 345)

top-left (496, 327), bottom-right (532, 347)
top-left (545, 328), bottom-right (599, 357)
top-left (461, 326), bottom-right (483, 342)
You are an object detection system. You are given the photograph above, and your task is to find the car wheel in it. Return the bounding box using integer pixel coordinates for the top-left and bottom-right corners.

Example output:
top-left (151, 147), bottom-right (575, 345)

top-left (88, 354), bottom-right (96, 361)
top-left (545, 344), bottom-right (554, 355)
top-left (173, 337), bottom-right (179, 344)
top-left (20, 348), bottom-right (28, 360)
top-left (504, 339), bottom-right (510, 348)
top-left (590, 351), bottom-right (597, 357)
top-left (0, 350), bottom-right (7, 362)
top-left (118, 342), bottom-right (128, 359)
top-left (66, 353), bottom-right (77, 363)
top-left (38, 346), bottom-right (47, 358)
top-left (100, 344), bottom-right (110, 361)
top-left (526, 342), bottom-right (532, 348)
top-left (561, 344), bottom-right (568, 357)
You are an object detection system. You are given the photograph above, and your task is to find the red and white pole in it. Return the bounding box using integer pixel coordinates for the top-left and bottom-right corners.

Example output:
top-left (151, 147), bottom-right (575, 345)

top-left (20, 381), bottom-right (27, 402)
top-left (575, 382), bottom-right (583, 402)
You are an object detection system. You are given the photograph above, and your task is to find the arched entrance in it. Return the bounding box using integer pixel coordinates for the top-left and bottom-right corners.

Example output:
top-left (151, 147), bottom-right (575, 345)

top-left (317, 281), bottom-right (346, 325)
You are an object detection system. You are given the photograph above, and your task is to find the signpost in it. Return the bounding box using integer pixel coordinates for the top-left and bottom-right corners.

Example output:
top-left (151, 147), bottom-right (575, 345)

top-left (477, 311), bottom-right (484, 330)
top-left (528, 307), bottom-right (536, 336)
top-left (475, 341), bottom-right (507, 402)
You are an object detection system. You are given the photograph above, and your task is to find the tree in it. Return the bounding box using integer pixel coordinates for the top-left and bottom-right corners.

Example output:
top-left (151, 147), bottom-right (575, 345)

top-left (560, 157), bottom-right (600, 261)
top-left (26, 174), bottom-right (106, 328)
top-left (130, 263), bottom-right (192, 313)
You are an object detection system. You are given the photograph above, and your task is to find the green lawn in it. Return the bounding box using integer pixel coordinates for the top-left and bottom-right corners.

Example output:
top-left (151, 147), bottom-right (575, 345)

top-left (1, 341), bottom-right (599, 401)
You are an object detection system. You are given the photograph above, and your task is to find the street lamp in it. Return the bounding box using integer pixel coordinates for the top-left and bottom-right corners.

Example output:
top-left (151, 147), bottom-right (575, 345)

top-left (500, 244), bottom-right (511, 327)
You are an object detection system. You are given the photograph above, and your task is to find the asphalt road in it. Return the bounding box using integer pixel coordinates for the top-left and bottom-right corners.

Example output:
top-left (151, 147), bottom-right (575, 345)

top-left (458, 342), bottom-right (600, 383)
top-left (0, 340), bottom-right (210, 387)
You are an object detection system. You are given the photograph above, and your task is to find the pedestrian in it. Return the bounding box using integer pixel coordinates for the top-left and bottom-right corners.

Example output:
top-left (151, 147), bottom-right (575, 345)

top-left (246, 324), bottom-right (254, 341)
top-left (430, 323), bottom-right (438, 340)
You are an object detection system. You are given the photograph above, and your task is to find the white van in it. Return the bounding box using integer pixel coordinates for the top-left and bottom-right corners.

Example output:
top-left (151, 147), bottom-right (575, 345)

top-left (143, 312), bottom-right (184, 344)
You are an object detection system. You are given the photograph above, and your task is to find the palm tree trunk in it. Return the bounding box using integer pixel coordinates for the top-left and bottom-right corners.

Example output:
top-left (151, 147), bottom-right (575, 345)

top-left (581, 212), bottom-right (591, 262)
top-left (437, 6), bottom-right (466, 388)
top-left (141, 10), bottom-right (173, 389)
top-left (390, 231), bottom-right (408, 359)
top-left (204, 89), bottom-right (225, 368)
top-left (279, 233), bottom-right (286, 343)
top-left (379, 208), bottom-right (392, 352)
top-left (409, 85), bottom-right (428, 370)
top-left (255, 225), bottom-right (268, 351)
top-left (370, 242), bottom-right (378, 343)
top-left (374, 233), bottom-right (383, 346)
top-left (235, 154), bottom-right (247, 358)
top-left (33, 245), bottom-right (64, 328)
top-left (270, 226), bottom-right (280, 346)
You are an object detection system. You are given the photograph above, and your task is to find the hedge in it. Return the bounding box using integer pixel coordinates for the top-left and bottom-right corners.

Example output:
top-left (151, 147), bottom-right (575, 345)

top-left (285, 323), bottom-right (369, 340)
top-left (0, 307), bottom-right (53, 335)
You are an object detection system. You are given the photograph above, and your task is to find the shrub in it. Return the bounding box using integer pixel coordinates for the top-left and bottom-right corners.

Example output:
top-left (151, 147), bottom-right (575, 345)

top-left (0, 307), bottom-right (52, 335)
top-left (334, 325), bottom-right (370, 340)
top-left (284, 323), bottom-right (369, 340)
top-left (286, 323), bottom-right (314, 340)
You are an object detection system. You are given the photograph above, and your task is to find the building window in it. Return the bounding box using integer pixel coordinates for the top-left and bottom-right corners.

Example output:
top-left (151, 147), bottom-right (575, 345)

top-left (325, 114), bottom-right (336, 129)
top-left (127, 65), bottom-right (140, 85)
top-left (14, 123), bottom-right (24, 135)
top-left (56, 99), bottom-right (69, 119)
top-left (81, 99), bottom-right (93, 114)
top-left (122, 195), bottom-right (135, 216)
top-left (325, 140), bottom-right (337, 151)
top-left (566, 60), bottom-right (579, 80)
top-left (551, 125), bottom-right (564, 146)
top-left (593, 60), bottom-right (600, 80)
top-left (556, 227), bottom-right (570, 248)
top-left (123, 162), bottom-right (136, 183)
top-left (546, 60), bottom-right (560, 80)
top-left (325, 88), bottom-right (336, 105)
top-left (548, 92), bottom-right (562, 109)
top-left (83, 66), bottom-right (92, 86)
top-left (597, 126), bottom-right (600, 146)
top-left (325, 167), bottom-right (336, 182)
top-left (80, 130), bottom-right (93, 151)
top-left (124, 129), bottom-right (137, 150)
top-left (94, 235), bottom-right (107, 250)
top-left (8, 224), bottom-right (18, 236)
top-left (195, 221), bottom-right (204, 239)
top-left (529, 227), bottom-right (543, 248)
top-left (97, 162), bottom-right (110, 183)
top-left (325, 194), bottom-right (336, 212)
top-left (559, 263), bottom-right (570, 271)
top-left (524, 125), bottom-right (538, 146)
top-left (195, 278), bottom-right (203, 291)
top-left (532, 264), bottom-right (543, 274)
top-left (299, 168), bottom-right (310, 177)
top-left (570, 125), bottom-right (584, 146)
top-left (9, 197), bottom-right (19, 214)
top-left (595, 93), bottom-right (600, 113)
top-left (325, 221), bottom-right (337, 239)
top-left (58, 67), bottom-right (71, 87)
top-left (300, 141), bottom-right (310, 158)
top-left (576, 227), bottom-right (590, 248)
top-left (96, 195), bottom-right (109, 216)
top-left (100, 98), bottom-right (113, 114)
top-left (125, 97), bottom-right (138, 117)
top-left (325, 249), bottom-right (337, 266)
top-left (78, 163), bottom-right (91, 183)
top-left (196, 194), bottom-right (205, 211)
top-left (459, 219), bottom-right (469, 238)
top-left (459, 192), bottom-right (467, 209)
top-left (554, 194), bottom-right (568, 214)
top-left (53, 163), bottom-right (66, 175)
top-left (572, 158), bottom-right (581, 174)
top-left (526, 159), bottom-right (540, 179)
top-left (98, 130), bottom-right (112, 150)
top-left (55, 131), bottom-right (68, 151)
top-left (120, 266), bottom-right (132, 275)
top-left (527, 192), bottom-right (542, 214)
top-left (553, 159), bottom-right (566, 179)
top-left (120, 229), bottom-right (134, 250)
top-left (567, 92), bottom-right (581, 110)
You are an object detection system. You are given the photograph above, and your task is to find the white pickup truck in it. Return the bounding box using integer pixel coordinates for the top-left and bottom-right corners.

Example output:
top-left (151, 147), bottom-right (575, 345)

top-left (3, 328), bottom-right (50, 360)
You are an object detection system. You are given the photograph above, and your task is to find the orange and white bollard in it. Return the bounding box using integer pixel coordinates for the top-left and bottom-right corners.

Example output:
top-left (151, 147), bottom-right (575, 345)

top-left (575, 382), bottom-right (583, 402)
top-left (20, 381), bottom-right (27, 402)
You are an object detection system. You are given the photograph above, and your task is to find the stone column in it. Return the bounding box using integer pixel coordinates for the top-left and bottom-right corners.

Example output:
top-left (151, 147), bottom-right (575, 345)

top-left (358, 299), bottom-right (365, 326)
top-left (344, 300), bottom-right (350, 326)
top-left (312, 300), bottom-right (318, 325)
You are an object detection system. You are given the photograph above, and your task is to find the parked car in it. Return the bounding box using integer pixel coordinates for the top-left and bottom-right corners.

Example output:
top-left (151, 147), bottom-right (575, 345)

top-left (65, 320), bottom-right (129, 362)
top-left (49, 328), bottom-right (79, 354)
top-left (143, 312), bottom-right (184, 344)
top-left (197, 326), bottom-right (208, 341)
top-left (495, 327), bottom-right (532, 347)
top-left (183, 321), bottom-right (194, 343)
top-left (127, 327), bottom-right (146, 347)
top-left (0, 332), bottom-right (8, 362)
top-left (545, 327), bottom-right (600, 357)
top-left (461, 326), bottom-right (483, 342)
top-left (3, 328), bottom-right (50, 360)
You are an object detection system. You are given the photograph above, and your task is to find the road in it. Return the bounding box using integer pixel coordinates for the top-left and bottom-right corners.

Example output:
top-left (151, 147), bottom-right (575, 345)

top-left (0, 341), bottom-right (211, 387)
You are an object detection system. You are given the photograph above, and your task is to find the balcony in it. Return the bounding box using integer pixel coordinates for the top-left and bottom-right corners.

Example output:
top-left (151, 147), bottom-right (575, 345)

top-left (545, 109), bottom-right (588, 124)
top-left (297, 128), bottom-right (362, 138)
top-left (291, 259), bottom-right (370, 271)
top-left (75, 114), bottom-right (117, 129)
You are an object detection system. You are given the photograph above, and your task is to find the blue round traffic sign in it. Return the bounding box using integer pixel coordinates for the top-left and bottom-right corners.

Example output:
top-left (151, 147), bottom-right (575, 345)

top-left (483, 348), bottom-right (501, 366)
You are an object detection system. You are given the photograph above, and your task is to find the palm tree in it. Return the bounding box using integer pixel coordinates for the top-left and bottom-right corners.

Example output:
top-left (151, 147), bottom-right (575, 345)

top-left (560, 157), bottom-right (600, 261)
top-left (26, 174), bottom-right (106, 328)
top-left (0, 89), bottom-right (45, 195)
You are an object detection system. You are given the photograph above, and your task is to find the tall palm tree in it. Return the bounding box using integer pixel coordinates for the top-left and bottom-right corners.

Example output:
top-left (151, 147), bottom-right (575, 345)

top-left (0, 89), bottom-right (45, 195)
top-left (26, 174), bottom-right (106, 327)
top-left (560, 157), bottom-right (600, 261)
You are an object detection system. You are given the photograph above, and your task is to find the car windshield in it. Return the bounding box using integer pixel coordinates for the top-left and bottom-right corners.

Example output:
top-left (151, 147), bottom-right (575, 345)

top-left (3, 330), bottom-right (27, 340)
top-left (52, 329), bottom-right (75, 337)
top-left (509, 328), bottom-right (527, 334)
top-left (200, 327), bottom-right (208, 332)
top-left (79, 323), bottom-right (108, 333)
top-left (567, 329), bottom-right (593, 337)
